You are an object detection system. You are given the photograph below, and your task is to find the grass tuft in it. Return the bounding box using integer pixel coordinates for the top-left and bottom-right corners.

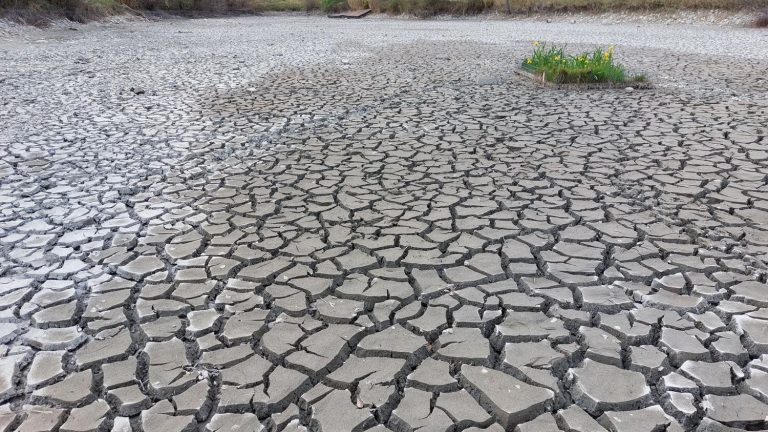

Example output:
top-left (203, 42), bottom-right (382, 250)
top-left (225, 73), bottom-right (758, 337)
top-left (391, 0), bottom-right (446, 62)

top-left (522, 43), bottom-right (644, 84)
top-left (320, 0), bottom-right (344, 11)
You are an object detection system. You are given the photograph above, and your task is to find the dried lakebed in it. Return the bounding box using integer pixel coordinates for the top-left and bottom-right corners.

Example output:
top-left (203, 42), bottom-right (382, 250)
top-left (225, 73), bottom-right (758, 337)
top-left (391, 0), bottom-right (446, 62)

top-left (1, 15), bottom-right (768, 432)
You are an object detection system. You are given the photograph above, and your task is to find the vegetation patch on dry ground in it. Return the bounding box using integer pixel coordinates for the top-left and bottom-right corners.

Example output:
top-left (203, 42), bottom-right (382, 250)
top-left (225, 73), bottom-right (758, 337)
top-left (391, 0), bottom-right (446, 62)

top-left (521, 42), bottom-right (647, 84)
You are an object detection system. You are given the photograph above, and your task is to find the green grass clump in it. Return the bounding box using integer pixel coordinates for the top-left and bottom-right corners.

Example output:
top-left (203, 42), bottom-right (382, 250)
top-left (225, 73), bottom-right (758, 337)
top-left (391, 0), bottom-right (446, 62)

top-left (320, 0), bottom-right (344, 10)
top-left (522, 43), bottom-right (645, 84)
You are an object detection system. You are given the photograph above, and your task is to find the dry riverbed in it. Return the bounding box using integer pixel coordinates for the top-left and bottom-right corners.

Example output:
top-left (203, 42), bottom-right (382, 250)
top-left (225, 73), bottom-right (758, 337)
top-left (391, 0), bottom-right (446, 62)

top-left (1, 15), bottom-right (768, 432)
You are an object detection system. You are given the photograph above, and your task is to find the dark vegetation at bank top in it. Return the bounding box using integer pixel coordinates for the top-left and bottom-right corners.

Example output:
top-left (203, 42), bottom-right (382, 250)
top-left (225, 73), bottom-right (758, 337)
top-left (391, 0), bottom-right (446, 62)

top-left (1, 0), bottom-right (766, 26)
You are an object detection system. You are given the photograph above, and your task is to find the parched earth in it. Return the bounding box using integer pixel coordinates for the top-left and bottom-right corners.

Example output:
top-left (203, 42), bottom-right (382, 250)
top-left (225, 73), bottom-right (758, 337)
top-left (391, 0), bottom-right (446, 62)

top-left (1, 15), bottom-right (768, 432)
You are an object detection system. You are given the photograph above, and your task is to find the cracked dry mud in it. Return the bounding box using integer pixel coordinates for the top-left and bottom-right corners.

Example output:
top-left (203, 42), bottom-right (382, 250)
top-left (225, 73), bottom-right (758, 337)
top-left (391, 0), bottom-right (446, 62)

top-left (2, 15), bottom-right (768, 432)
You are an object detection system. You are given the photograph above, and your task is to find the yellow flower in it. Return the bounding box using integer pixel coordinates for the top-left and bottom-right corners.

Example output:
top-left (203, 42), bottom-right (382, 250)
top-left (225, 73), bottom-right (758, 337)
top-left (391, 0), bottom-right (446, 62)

top-left (533, 41), bottom-right (540, 47)
top-left (554, 55), bottom-right (560, 61)
top-left (526, 59), bottom-right (532, 64)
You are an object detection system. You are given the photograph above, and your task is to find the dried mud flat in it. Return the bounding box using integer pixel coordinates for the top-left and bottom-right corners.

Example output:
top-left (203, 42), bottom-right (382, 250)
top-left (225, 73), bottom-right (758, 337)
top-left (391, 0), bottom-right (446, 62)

top-left (1, 15), bottom-right (768, 432)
